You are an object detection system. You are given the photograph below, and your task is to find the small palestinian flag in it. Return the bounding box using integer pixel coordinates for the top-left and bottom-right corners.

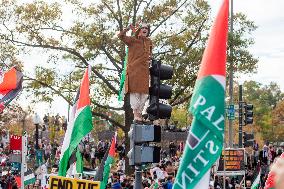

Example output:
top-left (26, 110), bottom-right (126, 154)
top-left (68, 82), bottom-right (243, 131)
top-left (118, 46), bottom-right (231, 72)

top-left (100, 133), bottom-right (117, 189)
top-left (24, 168), bottom-right (36, 186)
top-left (252, 171), bottom-right (261, 189)
top-left (173, 0), bottom-right (228, 188)
top-left (0, 67), bottom-right (23, 112)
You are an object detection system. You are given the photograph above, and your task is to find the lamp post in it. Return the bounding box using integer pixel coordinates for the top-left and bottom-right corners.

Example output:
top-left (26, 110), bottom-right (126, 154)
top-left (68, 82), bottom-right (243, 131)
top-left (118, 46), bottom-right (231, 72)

top-left (33, 113), bottom-right (40, 150)
top-left (228, 0), bottom-right (234, 148)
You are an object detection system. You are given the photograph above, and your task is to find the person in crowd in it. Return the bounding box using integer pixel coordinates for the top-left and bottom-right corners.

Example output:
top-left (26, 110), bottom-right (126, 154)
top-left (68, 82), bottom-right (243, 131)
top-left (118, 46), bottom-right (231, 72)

top-left (234, 183), bottom-right (241, 189)
top-left (118, 22), bottom-right (153, 123)
top-left (111, 179), bottom-right (122, 189)
top-left (163, 176), bottom-right (173, 189)
top-left (245, 180), bottom-right (251, 189)
top-left (169, 141), bottom-right (176, 158)
top-left (0, 175), bottom-right (7, 189)
top-left (90, 146), bottom-right (96, 169)
top-left (263, 142), bottom-right (269, 164)
top-left (252, 140), bottom-right (259, 169)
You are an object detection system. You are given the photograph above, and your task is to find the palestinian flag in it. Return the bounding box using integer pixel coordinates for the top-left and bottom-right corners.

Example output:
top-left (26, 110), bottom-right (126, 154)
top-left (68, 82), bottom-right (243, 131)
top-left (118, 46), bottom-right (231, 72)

top-left (173, 0), bottom-right (228, 188)
top-left (264, 152), bottom-right (284, 189)
top-left (58, 66), bottom-right (93, 176)
top-left (252, 171), bottom-right (261, 189)
top-left (100, 133), bottom-right (117, 189)
top-left (24, 168), bottom-right (36, 186)
top-left (0, 67), bottom-right (23, 112)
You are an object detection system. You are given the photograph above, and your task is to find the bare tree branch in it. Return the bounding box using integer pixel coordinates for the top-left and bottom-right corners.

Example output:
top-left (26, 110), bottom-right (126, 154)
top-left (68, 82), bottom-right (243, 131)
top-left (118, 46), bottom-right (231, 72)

top-left (92, 100), bottom-right (123, 111)
top-left (169, 76), bottom-right (196, 106)
top-left (132, 0), bottom-right (138, 25)
top-left (24, 76), bottom-right (72, 105)
top-left (170, 93), bottom-right (192, 106)
top-left (116, 0), bottom-right (123, 31)
top-left (150, 0), bottom-right (188, 35)
top-left (142, 0), bottom-right (154, 22)
top-left (136, 0), bottom-right (143, 14)
top-left (181, 18), bottom-right (207, 57)
top-left (103, 1), bottom-right (121, 25)
top-left (100, 45), bottom-right (122, 72)
top-left (92, 111), bottom-right (124, 129)
top-left (4, 37), bottom-right (118, 94)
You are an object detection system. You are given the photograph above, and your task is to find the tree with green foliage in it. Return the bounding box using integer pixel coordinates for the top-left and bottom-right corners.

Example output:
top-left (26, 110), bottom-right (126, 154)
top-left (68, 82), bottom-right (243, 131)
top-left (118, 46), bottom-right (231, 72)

top-left (0, 0), bottom-right (258, 172)
top-left (242, 81), bottom-right (284, 142)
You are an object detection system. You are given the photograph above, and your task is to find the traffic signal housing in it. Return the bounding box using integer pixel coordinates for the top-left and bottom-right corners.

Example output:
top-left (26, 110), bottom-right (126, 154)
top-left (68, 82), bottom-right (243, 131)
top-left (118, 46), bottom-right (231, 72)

top-left (147, 59), bottom-right (173, 121)
top-left (244, 104), bottom-right (253, 125)
top-left (243, 132), bottom-right (254, 147)
top-left (127, 124), bottom-right (161, 165)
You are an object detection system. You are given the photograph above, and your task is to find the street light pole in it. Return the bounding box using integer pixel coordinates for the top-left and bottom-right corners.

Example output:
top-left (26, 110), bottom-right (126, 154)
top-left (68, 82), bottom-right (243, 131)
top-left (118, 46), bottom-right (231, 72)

top-left (33, 113), bottom-right (40, 149)
top-left (228, 0), bottom-right (234, 148)
top-left (35, 124), bottom-right (39, 149)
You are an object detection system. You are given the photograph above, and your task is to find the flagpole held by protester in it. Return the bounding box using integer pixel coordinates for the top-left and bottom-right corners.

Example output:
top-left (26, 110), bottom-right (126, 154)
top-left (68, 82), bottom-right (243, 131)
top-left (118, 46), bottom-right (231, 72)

top-left (173, 0), bottom-right (229, 188)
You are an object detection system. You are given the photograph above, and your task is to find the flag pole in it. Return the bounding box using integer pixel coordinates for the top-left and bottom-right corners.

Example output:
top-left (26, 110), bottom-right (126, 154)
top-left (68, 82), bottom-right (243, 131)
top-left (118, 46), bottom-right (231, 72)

top-left (228, 0), bottom-right (234, 148)
top-left (21, 133), bottom-right (27, 189)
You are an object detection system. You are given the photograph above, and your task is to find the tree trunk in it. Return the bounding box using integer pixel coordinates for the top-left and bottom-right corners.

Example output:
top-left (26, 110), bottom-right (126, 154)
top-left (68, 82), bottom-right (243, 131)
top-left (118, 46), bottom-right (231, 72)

top-left (123, 93), bottom-right (134, 175)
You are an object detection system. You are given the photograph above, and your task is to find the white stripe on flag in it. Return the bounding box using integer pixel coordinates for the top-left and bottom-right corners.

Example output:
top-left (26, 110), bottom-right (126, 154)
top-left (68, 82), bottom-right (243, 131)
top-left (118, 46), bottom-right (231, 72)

top-left (252, 171), bottom-right (261, 189)
top-left (24, 173), bottom-right (35, 182)
top-left (212, 75), bottom-right (226, 89)
top-left (193, 170), bottom-right (210, 189)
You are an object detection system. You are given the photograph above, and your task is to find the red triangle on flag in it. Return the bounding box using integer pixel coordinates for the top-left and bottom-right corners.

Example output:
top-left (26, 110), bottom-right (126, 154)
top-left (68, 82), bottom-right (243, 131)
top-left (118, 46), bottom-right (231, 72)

top-left (197, 0), bottom-right (228, 79)
top-left (109, 136), bottom-right (116, 157)
top-left (76, 67), bottom-right (91, 110)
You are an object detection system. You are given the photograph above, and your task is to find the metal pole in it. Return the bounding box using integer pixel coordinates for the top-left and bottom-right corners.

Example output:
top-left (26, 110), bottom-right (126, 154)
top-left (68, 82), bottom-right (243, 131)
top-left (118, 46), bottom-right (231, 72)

top-left (134, 165), bottom-right (142, 189)
top-left (238, 85), bottom-right (243, 147)
top-left (21, 134), bottom-right (27, 189)
top-left (21, 114), bottom-right (27, 189)
top-left (68, 72), bottom-right (71, 122)
top-left (228, 0), bottom-right (234, 148)
top-left (35, 123), bottom-right (39, 149)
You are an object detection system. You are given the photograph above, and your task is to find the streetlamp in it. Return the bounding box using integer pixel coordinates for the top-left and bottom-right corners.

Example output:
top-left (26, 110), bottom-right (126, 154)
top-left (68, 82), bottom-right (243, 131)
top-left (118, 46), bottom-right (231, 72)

top-left (33, 113), bottom-right (40, 150)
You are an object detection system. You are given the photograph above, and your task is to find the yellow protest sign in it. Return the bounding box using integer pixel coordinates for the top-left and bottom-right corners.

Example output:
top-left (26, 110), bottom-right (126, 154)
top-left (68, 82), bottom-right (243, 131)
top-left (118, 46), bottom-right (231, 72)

top-left (49, 176), bottom-right (100, 189)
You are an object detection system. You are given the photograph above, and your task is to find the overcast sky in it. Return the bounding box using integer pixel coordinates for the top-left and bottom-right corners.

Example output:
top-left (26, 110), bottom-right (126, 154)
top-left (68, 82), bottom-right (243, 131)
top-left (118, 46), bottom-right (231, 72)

top-left (19, 0), bottom-right (284, 118)
top-left (210, 0), bottom-right (284, 90)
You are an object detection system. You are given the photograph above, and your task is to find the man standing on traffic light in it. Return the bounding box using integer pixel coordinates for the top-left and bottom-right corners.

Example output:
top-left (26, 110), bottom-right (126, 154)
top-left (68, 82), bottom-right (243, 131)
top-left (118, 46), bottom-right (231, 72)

top-left (118, 23), bottom-right (152, 123)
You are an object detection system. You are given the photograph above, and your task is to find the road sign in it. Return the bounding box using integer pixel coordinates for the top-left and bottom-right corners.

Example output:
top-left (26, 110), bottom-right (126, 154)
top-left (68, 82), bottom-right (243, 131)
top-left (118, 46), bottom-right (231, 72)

top-left (227, 104), bottom-right (235, 120)
top-left (217, 148), bottom-right (245, 174)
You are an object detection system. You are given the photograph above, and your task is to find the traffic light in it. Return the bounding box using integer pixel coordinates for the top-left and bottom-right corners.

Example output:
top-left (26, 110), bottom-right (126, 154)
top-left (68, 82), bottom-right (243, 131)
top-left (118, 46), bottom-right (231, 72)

top-left (127, 123), bottom-right (161, 165)
top-left (243, 132), bottom-right (254, 147)
top-left (147, 59), bottom-right (173, 121)
top-left (244, 104), bottom-right (253, 125)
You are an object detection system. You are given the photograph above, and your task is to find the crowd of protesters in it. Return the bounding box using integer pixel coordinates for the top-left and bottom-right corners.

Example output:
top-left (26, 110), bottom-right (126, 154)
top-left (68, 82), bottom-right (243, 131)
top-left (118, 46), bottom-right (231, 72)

top-left (1, 114), bottom-right (284, 188)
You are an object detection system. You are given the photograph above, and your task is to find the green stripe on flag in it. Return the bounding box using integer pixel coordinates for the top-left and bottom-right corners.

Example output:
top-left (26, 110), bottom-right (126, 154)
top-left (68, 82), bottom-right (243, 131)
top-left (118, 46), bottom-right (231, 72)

top-left (100, 156), bottom-right (114, 189)
top-left (76, 148), bottom-right (83, 174)
top-left (59, 106), bottom-right (93, 176)
top-left (173, 76), bottom-right (225, 189)
top-left (252, 171), bottom-right (261, 189)
top-left (118, 48), bottom-right (128, 102)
